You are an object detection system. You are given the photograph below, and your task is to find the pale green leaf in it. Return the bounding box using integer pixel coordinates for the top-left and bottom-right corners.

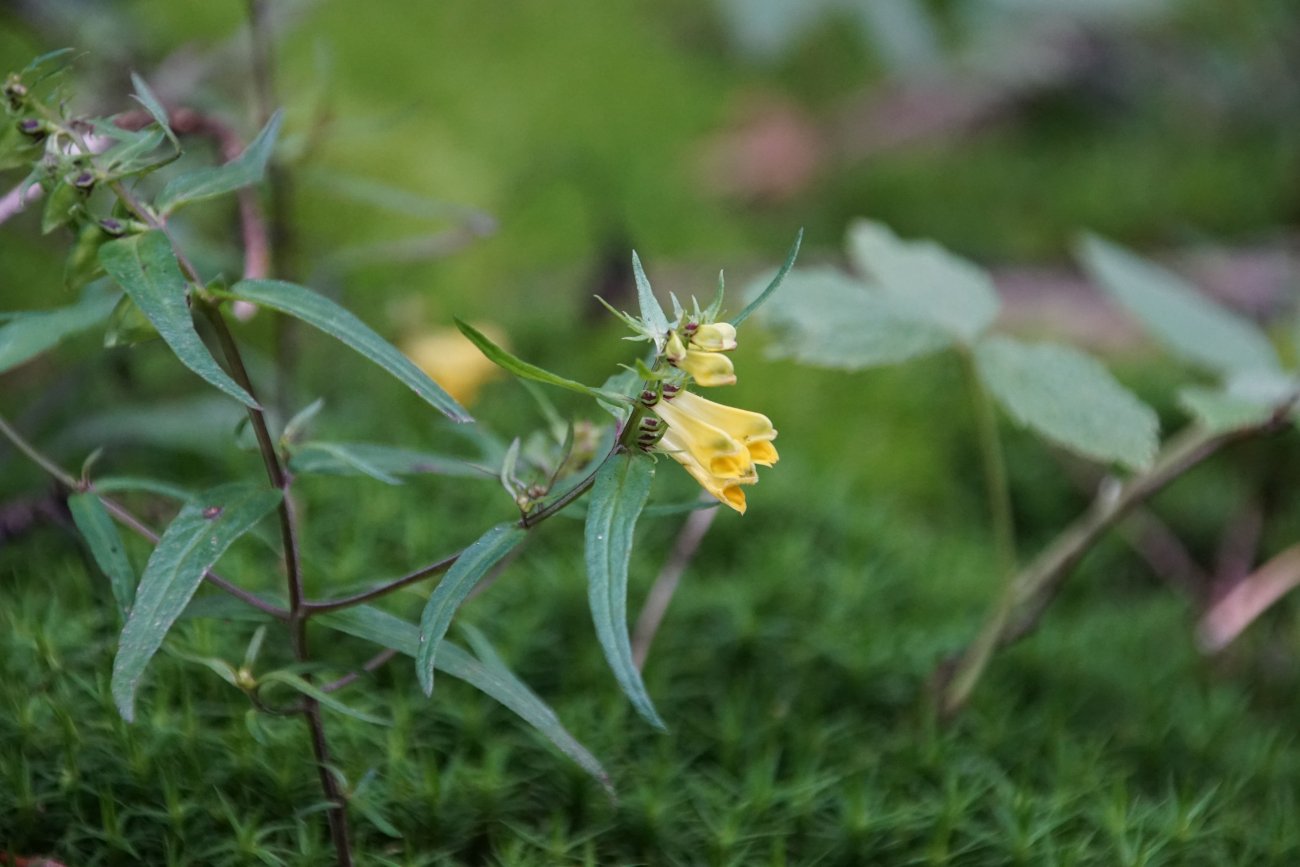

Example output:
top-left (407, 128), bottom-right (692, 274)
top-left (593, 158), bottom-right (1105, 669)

top-left (0, 283), bottom-right (118, 374)
top-left (99, 232), bottom-right (258, 407)
top-left (67, 493), bottom-right (136, 616)
top-left (975, 336), bottom-right (1159, 470)
top-left (112, 482), bottom-right (282, 721)
top-left (417, 523), bottom-right (526, 696)
top-left (157, 111), bottom-right (283, 215)
top-left (584, 451), bottom-right (663, 729)
top-left (847, 220), bottom-right (1000, 342)
top-left (631, 251), bottom-right (670, 336)
top-left (1178, 387), bottom-right (1275, 433)
top-left (318, 606), bottom-right (613, 794)
top-left (259, 670), bottom-right (388, 726)
top-left (1077, 233), bottom-right (1280, 376)
top-left (226, 279), bottom-right (469, 422)
top-left (128, 72), bottom-right (178, 147)
top-left (749, 266), bottom-right (952, 369)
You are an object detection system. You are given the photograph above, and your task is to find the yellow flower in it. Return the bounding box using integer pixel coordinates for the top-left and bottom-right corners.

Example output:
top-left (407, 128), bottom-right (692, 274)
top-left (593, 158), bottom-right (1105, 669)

top-left (674, 348), bottom-right (736, 387)
top-left (402, 323), bottom-right (506, 406)
top-left (650, 390), bottom-right (778, 513)
top-left (687, 322), bottom-right (737, 352)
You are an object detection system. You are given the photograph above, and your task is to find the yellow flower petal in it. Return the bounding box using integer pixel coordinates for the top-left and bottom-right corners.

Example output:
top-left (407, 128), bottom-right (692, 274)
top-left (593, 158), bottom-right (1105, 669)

top-left (402, 324), bottom-right (505, 406)
top-left (688, 322), bottom-right (737, 352)
top-left (674, 349), bottom-right (736, 386)
top-left (670, 391), bottom-right (777, 451)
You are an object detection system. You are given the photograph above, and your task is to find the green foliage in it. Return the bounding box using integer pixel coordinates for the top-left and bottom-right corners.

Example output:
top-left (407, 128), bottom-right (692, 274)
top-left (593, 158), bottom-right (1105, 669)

top-left (584, 451), bottom-right (663, 730)
top-left (288, 441), bottom-right (488, 484)
top-left (66, 492), bottom-right (136, 616)
top-left (974, 336), bottom-right (1160, 470)
top-left (454, 317), bottom-right (628, 404)
top-left (1078, 233), bottom-right (1282, 377)
top-left (226, 279), bottom-right (470, 423)
top-left (111, 483), bottom-right (282, 721)
top-left (99, 231), bottom-right (258, 408)
top-left (417, 523), bottom-right (526, 697)
top-left (0, 282), bottom-right (117, 373)
top-left (156, 111), bottom-right (282, 216)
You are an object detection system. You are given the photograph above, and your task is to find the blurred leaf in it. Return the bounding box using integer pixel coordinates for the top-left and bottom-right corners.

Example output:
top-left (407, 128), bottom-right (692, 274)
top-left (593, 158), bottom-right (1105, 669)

top-left (289, 441), bottom-right (488, 480)
top-left (67, 493), bottom-right (136, 616)
top-left (0, 282), bottom-right (118, 374)
top-left (585, 450), bottom-right (663, 729)
top-left (281, 398), bottom-right (325, 445)
top-left (40, 179), bottom-right (80, 235)
top-left (103, 294), bottom-right (161, 348)
top-left (455, 318), bottom-right (629, 404)
top-left (64, 222), bottom-right (110, 290)
top-left (98, 126), bottom-right (171, 177)
top-left (731, 228), bottom-right (803, 327)
top-left (259, 670), bottom-right (388, 726)
top-left (112, 482), bottom-right (282, 721)
top-left (847, 220), bottom-right (1000, 343)
top-left (128, 72), bottom-right (178, 148)
top-left (1178, 387), bottom-right (1275, 432)
top-left (53, 396), bottom-right (244, 457)
top-left (975, 336), bottom-right (1159, 470)
top-left (225, 279), bottom-right (469, 423)
top-left (93, 476), bottom-right (195, 502)
top-left (156, 111), bottom-right (283, 215)
top-left (750, 266), bottom-right (952, 369)
top-left (0, 119), bottom-right (43, 170)
top-left (99, 232), bottom-right (258, 407)
top-left (631, 251), bottom-right (670, 336)
top-left (417, 523), bottom-right (526, 696)
top-left (1077, 234), bottom-right (1280, 377)
top-left (318, 606), bottom-right (613, 794)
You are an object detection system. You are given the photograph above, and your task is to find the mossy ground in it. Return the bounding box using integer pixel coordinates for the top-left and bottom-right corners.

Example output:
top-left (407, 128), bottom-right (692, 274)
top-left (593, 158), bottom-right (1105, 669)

top-left (2, 2), bottom-right (1299, 864)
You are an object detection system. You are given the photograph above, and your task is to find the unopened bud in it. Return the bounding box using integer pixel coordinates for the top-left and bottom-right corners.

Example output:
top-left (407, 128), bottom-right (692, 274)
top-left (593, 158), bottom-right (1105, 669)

top-left (688, 322), bottom-right (737, 352)
top-left (661, 383), bottom-right (681, 399)
top-left (4, 76), bottom-right (27, 110)
top-left (99, 218), bottom-right (126, 236)
top-left (17, 117), bottom-right (45, 140)
top-left (639, 388), bottom-right (660, 407)
top-left (71, 170), bottom-right (96, 191)
top-left (663, 331), bottom-right (687, 363)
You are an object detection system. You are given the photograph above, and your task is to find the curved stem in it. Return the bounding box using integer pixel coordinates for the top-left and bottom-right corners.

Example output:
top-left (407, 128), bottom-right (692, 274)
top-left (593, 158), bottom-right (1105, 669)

top-left (960, 348), bottom-right (1016, 577)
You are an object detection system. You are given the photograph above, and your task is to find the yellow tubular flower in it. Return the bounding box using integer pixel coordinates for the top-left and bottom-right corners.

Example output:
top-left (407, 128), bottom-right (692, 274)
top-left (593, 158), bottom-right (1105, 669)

top-left (688, 322), bottom-right (737, 352)
top-left (649, 389), bottom-right (777, 513)
top-left (674, 348), bottom-right (736, 387)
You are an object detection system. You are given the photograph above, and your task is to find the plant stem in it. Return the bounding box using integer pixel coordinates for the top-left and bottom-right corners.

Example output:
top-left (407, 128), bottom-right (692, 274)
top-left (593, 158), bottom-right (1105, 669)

top-left (936, 413), bottom-right (1289, 718)
top-left (960, 348), bottom-right (1016, 577)
top-left (0, 414), bottom-right (291, 619)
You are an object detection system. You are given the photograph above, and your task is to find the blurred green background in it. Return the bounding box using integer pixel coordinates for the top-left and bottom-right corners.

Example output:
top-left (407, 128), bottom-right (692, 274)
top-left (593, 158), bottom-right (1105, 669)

top-left (3, 1), bottom-right (1300, 864)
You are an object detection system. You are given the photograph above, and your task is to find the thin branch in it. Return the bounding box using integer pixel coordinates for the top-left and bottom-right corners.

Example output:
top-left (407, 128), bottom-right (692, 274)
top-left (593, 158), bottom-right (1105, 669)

top-left (320, 648), bottom-right (399, 695)
top-left (632, 497), bottom-right (718, 670)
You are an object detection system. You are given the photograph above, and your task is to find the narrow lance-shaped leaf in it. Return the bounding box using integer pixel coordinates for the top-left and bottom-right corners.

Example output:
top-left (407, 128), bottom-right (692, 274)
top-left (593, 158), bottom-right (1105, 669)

top-left (258, 670), bottom-right (388, 726)
top-left (974, 336), bottom-right (1160, 471)
top-left (847, 220), bottom-right (1000, 342)
top-left (584, 450), bottom-right (663, 729)
top-left (128, 72), bottom-right (179, 148)
top-left (417, 523), bottom-right (527, 696)
top-left (0, 283), bottom-right (119, 374)
top-left (631, 251), bottom-right (670, 336)
top-left (226, 279), bottom-right (470, 422)
top-left (318, 605), bottom-right (614, 795)
top-left (112, 482), bottom-right (282, 721)
top-left (68, 493), bottom-right (137, 616)
top-left (732, 227), bottom-right (803, 327)
top-left (1077, 233), bottom-right (1280, 377)
top-left (288, 441), bottom-right (489, 480)
top-left (156, 110), bottom-right (283, 215)
top-left (99, 232), bottom-right (258, 407)
top-left (455, 318), bottom-right (631, 405)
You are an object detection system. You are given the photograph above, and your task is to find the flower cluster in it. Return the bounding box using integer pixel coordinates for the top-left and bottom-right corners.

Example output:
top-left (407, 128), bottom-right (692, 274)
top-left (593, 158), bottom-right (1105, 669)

top-left (634, 319), bottom-right (778, 514)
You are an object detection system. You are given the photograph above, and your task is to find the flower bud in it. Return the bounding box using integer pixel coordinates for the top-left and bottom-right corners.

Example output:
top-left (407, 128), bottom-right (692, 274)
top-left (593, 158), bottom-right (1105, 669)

top-left (673, 349), bottom-right (736, 387)
top-left (688, 322), bottom-right (737, 352)
top-left (17, 118), bottom-right (46, 140)
top-left (663, 330), bottom-right (687, 363)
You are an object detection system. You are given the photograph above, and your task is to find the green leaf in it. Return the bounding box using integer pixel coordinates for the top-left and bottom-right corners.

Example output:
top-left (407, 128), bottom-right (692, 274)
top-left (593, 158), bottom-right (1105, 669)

top-left (93, 476), bottom-right (195, 502)
top-left (289, 441), bottom-right (488, 481)
top-left (1077, 233), bottom-right (1280, 377)
top-left (53, 396), bottom-right (244, 457)
top-left (631, 251), bottom-right (671, 336)
top-left (67, 493), bottom-right (136, 616)
top-left (731, 228), bottom-right (803, 327)
top-left (0, 282), bottom-right (119, 374)
top-left (225, 279), bottom-right (469, 422)
top-left (975, 336), bottom-right (1159, 471)
top-left (0, 119), bottom-right (42, 171)
top-left (1178, 387), bottom-right (1275, 433)
top-left (99, 127), bottom-right (170, 177)
top-left (455, 318), bottom-right (629, 404)
top-left (156, 111), bottom-right (283, 215)
top-left (65, 223), bottom-right (110, 290)
top-left (103, 293), bottom-right (162, 348)
top-left (128, 72), bottom-right (178, 148)
top-left (99, 232), bottom-right (258, 407)
top-left (847, 220), bottom-right (1000, 342)
top-left (112, 482), bottom-right (282, 721)
top-left (584, 450), bottom-right (663, 729)
top-left (748, 266), bottom-right (952, 369)
top-left (258, 670), bottom-right (388, 726)
top-left (417, 523), bottom-right (526, 696)
top-left (318, 606), bottom-right (613, 794)
top-left (40, 179), bottom-right (82, 235)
